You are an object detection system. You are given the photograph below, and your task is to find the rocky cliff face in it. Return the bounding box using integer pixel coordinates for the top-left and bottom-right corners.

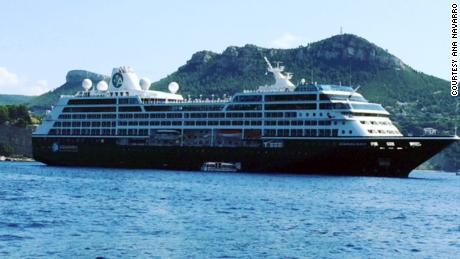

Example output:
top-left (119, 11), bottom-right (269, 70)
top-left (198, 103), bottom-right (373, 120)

top-left (180, 34), bottom-right (405, 76)
top-left (152, 34), bottom-right (420, 100)
top-left (307, 34), bottom-right (406, 70)
top-left (28, 70), bottom-right (109, 111)
top-left (66, 70), bottom-right (109, 83)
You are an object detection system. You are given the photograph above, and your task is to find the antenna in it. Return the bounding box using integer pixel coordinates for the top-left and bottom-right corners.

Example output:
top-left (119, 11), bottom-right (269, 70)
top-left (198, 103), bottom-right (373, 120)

top-left (347, 85), bottom-right (361, 100)
top-left (263, 57), bottom-right (273, 69)
top-left (340, 26), bottom-right (343, 35)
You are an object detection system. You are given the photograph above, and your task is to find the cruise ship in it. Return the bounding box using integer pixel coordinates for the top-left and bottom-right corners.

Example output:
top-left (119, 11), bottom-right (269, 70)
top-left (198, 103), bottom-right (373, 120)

top-left (32, 58), bottom-right (458, 177)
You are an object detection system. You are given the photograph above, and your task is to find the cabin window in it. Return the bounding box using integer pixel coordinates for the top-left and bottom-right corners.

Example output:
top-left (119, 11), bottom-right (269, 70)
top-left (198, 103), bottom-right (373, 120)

top-left (227, 104), bottom-right (262, 111)
top-left (226, 113), bottom-right (244, 118)
top-left (291, 120), bottom-right (303, 126)
top-left (265, 112), bottom-right (283, 118)
top-left (351, 103), bottom-right (386, 111)
top-left (166, 113), bottom-right (183, 118)
top-left (63, 107), bottom-right (116, 113)
top-left (265, 103), bottom-right (316, 110)
top-left (68, 98), bottom-right (116, 105)
top-left (319, 103), bottom-right (350, 110)
top-left (244, 112), bottom-right (262, 118)
top-left (233, 95), bottom-right (262, 102)
top-left (265, 94), bottom-right (316, 102)
top-left (181, 105), bottom-right (223, 111)
top-left (191, 113), bottom-right (207, 118)
top-left (332, 129), bottom-right (338, 136)
top-left (277, 121), bottom-right (290, 126)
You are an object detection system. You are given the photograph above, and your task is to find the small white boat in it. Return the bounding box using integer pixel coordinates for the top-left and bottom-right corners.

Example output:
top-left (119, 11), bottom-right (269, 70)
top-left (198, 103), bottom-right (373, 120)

top-left (201, 162), bottom-right (241, 172)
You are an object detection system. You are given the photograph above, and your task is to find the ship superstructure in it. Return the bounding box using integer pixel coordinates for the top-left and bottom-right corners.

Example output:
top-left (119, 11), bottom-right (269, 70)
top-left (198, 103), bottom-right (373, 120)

top-left (32, 59), bottom-right (458, 177)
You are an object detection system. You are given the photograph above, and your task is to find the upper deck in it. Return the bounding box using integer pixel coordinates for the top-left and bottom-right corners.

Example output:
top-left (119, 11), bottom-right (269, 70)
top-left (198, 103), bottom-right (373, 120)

top-left (34, 59), bottom-right (401, 138)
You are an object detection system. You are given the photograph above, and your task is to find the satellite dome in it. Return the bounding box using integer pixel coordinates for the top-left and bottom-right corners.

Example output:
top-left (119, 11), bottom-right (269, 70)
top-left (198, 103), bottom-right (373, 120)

top-left (139, 78), bottom-right (151, 91)
top-left (96, 81), bottom-right (108, 91)
top-left (168, 82), bottom-right (180, 94)
top-left (82, 79), bottom-right (92, 91)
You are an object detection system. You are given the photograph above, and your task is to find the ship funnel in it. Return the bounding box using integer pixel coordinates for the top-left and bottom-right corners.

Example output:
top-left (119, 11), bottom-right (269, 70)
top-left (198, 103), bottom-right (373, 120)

top-left (108, 66), bottom-right (142, 92)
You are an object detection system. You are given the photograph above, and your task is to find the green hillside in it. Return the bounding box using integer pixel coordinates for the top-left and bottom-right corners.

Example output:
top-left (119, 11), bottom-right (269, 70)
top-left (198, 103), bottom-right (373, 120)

top-left (152, 34), bottom-right (456, 136)
top-left (0, 94), bottom-right (35, 105)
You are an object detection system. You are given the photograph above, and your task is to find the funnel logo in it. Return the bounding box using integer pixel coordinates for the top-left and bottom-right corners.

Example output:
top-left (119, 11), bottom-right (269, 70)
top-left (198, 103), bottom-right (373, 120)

top-left (112, 72), bottom-right (123, 88)
top-left (52, 142), bottom-right (59, 152)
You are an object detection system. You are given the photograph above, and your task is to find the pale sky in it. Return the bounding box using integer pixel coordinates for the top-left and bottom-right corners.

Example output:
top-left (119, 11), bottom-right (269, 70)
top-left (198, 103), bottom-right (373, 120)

top-left (0, 0), bottom-right (452, 95)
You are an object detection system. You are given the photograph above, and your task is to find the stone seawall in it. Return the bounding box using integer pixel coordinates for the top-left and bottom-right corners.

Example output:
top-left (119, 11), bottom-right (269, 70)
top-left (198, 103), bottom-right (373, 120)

top-left (0, 125), bottom-right (32, 156)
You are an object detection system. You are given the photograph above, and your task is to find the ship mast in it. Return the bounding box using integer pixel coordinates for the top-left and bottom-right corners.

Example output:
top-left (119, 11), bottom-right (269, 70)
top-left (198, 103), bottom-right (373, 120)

top-left (260, 57), bottom-right (295, 91)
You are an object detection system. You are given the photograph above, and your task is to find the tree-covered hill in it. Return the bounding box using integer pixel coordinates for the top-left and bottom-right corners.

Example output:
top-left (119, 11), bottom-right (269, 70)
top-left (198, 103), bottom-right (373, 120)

top-left (0, 95), bottom-right (35, 105)
top-left (153, 34), bottom-right (456, 136)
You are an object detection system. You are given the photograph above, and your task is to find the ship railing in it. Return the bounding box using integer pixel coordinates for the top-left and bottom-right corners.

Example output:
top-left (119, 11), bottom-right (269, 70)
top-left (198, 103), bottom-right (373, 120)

top-left (141, 98), bottom-right (231, 105)
top-left (244, 89), bottom-right (288, 93)
top-left (65, 91), bottom-right (112, 98)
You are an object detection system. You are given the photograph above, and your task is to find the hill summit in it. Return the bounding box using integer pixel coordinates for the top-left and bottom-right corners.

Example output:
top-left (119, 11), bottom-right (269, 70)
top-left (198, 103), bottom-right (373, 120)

top-left (28, 70), bottom-right (109, 111)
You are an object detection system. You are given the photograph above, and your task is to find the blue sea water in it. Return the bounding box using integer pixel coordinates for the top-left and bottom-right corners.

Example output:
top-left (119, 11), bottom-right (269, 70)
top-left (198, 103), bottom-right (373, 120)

top-left (0, 162), bottom-right (459, 258)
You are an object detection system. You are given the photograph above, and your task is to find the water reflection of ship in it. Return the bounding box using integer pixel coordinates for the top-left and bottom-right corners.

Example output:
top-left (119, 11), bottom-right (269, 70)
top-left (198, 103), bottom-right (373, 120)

top-left (201, 162), bottom-right (241, 172)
